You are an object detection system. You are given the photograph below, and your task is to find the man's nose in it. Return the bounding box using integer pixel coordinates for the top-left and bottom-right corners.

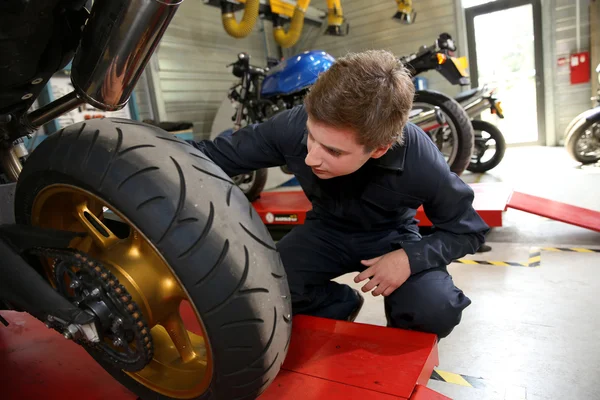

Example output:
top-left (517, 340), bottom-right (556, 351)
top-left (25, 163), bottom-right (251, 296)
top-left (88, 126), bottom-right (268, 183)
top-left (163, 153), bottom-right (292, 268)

top-left (305, 146), bottom-right (321, 167)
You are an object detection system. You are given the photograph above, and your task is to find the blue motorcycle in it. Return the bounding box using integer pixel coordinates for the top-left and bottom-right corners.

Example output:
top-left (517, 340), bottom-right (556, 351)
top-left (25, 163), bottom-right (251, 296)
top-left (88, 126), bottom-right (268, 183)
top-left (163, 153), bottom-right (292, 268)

top-left (223, 36), bottom-right (474, 200)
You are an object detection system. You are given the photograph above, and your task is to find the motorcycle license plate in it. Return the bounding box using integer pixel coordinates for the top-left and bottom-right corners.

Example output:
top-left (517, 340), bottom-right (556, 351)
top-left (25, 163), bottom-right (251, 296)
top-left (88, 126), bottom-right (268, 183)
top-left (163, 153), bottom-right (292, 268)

top-left (450, 57), bottom-right (469, 77)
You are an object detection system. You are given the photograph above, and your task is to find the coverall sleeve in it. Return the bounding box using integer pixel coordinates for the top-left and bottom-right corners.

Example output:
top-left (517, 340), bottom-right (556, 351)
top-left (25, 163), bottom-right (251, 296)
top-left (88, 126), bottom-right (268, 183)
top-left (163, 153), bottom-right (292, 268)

top-left (401, 158), bottom-right (491, 275)
top-left (189, 106), bottom-right (304, 176)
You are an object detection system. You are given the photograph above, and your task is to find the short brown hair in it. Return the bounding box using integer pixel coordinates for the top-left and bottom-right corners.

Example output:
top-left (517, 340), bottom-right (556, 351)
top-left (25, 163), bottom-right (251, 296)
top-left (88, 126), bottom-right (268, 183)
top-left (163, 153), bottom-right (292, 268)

top-left (304, 50), bottom-right (415, 151)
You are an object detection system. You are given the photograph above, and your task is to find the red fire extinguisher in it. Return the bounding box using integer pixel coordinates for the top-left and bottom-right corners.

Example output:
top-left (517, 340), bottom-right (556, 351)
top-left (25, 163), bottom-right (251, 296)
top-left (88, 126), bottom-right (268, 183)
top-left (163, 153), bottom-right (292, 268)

top-left (570, 51), bottom-right (590, 85)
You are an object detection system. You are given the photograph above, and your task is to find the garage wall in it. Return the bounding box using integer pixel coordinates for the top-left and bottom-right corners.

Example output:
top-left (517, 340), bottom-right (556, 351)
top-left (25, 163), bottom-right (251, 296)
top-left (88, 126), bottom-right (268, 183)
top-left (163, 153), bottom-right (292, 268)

top-left (592, 0), bottom-right (600, 103)
top-left (303, 0), bottom-right (464, 96)
top-left (133, 70), bottom-right (154, 121)
top-left (152, 1), bottom-right (272, 139)
top-left (552, 0), bottom-right (592, 142)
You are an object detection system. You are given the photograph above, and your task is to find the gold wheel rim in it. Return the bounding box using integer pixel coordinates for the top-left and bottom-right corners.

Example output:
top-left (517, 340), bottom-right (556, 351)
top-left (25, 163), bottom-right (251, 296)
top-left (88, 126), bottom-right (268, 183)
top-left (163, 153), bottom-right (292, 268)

top-left (31, 184), bottom-right (213, 398)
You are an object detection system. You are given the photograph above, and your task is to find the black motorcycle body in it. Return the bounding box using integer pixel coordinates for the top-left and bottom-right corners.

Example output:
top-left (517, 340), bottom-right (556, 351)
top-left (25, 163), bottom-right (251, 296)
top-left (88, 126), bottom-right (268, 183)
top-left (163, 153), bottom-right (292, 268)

top-left (0, 2), bottom-right (291, 399)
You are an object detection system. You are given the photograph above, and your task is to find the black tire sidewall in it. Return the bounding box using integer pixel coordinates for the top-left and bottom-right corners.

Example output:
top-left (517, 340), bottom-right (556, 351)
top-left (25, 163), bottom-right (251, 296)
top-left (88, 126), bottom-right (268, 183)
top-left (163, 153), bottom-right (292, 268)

top-left (414, 90), bottom-right (474, 175)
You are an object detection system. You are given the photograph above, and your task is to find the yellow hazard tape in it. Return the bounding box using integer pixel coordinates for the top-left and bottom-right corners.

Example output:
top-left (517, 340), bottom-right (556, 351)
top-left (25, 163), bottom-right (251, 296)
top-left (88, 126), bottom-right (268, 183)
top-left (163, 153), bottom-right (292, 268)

top-left (456, 259), bottom-right (479, 265)
top-left (541, 247), bottom-right (600, 253)
top-left (454, 259), bottom-right (528, 267)
top-left (430, 369), bottom-right (485, 389)
top-left (455, 246), bottom-right (599, 269)
top-left (528, 248), bottom-right (541, 267)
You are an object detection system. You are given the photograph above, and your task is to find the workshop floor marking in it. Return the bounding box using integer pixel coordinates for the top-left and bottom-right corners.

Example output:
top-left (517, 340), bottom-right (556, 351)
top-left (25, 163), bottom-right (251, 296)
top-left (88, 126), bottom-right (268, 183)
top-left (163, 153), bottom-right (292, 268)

top-left (430, 369), bottom-right (485, 389)
top-left (456, 246), bottom-right (600, 269)
top-left (454, 259), bottom-right (529, 267)
top-left (541, 247), bottom-right (600, 253)
top-left (527, 248), bottom-right (541, 267)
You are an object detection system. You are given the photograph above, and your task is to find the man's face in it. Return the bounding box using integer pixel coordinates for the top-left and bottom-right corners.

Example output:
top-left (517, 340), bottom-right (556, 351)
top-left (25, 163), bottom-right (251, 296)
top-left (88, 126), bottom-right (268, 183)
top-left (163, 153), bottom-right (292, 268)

top-left (305, 116), bottom-right (390, 179)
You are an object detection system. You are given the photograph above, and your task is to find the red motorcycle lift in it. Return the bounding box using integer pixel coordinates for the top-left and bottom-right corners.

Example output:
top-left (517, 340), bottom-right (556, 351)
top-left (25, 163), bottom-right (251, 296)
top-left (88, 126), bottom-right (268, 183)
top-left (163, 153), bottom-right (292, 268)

top-left (253, 183), bottom-right (512, 228)
top-left (253, 183), bottom-right (600, 232)
top-left (0, 311), bottom-right (449, 400)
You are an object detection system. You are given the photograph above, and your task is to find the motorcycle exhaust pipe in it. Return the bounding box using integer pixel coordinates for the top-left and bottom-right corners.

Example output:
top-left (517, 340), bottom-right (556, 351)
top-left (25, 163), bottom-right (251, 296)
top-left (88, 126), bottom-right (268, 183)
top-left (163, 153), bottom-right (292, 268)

top-left (71, 0), bottom-right (183, 111)
top-left (409, 109), bottom-right (439, 128)
top-left (461, 97), bottom-right (491, 119)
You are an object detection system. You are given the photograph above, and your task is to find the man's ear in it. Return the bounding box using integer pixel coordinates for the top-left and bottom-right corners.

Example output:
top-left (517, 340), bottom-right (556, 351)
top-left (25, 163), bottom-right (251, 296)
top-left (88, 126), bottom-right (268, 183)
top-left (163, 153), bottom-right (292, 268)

top-left (369, 143), bottom-right (392, 159)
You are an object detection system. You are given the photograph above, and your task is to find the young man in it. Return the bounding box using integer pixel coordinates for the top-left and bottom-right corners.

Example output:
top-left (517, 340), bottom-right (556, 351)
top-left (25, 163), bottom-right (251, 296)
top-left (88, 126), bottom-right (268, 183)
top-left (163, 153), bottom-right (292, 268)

top-left (191, 50), bottom-right (490, 339)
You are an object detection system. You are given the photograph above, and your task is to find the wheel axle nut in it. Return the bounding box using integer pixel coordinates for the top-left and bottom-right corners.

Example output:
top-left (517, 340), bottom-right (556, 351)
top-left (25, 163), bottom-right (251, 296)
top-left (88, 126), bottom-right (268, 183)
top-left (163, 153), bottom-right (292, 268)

top-left (63, 324), bottom-right (81, 341)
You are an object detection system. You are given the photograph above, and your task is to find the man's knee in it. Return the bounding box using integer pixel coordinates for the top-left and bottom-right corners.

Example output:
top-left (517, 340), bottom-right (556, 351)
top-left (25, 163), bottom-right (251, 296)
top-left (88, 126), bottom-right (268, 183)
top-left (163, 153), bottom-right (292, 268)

top-left (385, 279), bottom-right (471, 339)
top-left (422, 300), bottom-right (466, 339)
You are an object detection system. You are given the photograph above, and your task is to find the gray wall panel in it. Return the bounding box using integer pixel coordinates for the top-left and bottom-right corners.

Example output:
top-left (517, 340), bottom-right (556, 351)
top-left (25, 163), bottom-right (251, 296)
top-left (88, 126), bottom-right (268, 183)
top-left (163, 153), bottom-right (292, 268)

top-left (133, 70), bottom-right (154, 121)
top-left (306, 0), bottom-right (462, 96)
top-left (152, 2), bottom-right (272, 139)
top-left (551, 0), bottom-right (592, 142)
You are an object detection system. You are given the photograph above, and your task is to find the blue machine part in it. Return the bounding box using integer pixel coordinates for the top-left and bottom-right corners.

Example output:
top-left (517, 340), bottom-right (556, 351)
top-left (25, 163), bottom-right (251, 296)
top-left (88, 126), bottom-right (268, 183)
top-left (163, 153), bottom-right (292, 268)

top-left (261, 50), bottom-right (335, 97)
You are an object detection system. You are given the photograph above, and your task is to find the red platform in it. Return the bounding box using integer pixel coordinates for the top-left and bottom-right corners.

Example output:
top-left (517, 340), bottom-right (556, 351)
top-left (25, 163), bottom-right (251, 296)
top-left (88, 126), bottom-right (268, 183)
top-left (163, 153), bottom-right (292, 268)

top-left (253, 183), bottom-right (512, 228)
top-left (0, 312), bottom-right (448, 400)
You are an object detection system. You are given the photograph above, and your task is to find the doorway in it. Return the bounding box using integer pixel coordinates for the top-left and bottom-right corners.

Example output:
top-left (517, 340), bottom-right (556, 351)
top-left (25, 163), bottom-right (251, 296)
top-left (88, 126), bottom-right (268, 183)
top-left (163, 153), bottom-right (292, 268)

top-left (465, 0), bottom-right (545, 145)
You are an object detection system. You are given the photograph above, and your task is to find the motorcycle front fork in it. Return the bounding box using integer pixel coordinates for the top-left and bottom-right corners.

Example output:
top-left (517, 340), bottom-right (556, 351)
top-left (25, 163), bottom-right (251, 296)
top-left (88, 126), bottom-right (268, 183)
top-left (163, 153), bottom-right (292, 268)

top-left (233, 73), bottom-right (251, 131)
top-left (1, 139), bottom-right (28, 182)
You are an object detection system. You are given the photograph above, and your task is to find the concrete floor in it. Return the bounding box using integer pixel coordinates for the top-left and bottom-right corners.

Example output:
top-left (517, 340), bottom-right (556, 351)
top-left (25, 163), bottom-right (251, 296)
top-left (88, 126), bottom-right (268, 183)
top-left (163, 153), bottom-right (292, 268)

top-left (329, 146), bottom-right (600, 399)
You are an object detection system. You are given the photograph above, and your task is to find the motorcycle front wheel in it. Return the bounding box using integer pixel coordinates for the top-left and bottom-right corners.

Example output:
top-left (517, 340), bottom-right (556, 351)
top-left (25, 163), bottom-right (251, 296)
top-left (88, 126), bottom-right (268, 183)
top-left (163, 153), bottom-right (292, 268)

top-left (467, 120), bottom-right (506, 173)
top-left (565, 119), bottom-right (600, 164)
top-left (15, 118), bottom-right (291, 400)
top-left (233, 169), bottom-right (268, 202)
top-left (210, 128), bottom-right (268, 201)
top-left (412, 90), bottom-right (474, 175)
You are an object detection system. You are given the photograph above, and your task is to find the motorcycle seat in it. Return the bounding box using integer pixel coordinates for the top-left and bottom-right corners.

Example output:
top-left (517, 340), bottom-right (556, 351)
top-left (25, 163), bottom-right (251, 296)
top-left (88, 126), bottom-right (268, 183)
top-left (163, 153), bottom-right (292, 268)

top-left (454, 88), bottom-right (480, 103)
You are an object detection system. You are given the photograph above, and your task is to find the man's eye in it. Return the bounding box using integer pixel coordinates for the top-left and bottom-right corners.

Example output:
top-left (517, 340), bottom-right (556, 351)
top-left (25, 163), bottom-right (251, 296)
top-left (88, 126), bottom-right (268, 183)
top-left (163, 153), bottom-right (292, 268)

top-left (327, 148), bottom-right (341, 156)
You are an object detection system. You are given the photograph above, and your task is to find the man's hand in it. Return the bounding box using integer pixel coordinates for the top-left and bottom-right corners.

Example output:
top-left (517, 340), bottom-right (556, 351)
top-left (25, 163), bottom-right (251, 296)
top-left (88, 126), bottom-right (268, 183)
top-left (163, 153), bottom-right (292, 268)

top-left (354, 249), bottom-right (411, 296)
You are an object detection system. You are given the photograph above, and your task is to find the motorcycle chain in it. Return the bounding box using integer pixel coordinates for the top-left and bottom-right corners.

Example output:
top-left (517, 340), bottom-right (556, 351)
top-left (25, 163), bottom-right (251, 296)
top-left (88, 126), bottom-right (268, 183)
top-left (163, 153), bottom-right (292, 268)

top-left (31, 247), bottom-right (154, 372)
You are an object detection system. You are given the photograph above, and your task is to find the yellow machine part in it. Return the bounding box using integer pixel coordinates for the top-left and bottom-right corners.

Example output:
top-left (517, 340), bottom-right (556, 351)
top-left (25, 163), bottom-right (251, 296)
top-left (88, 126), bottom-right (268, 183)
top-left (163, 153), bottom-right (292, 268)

top-left (270, 0), bottom-right (296, 18)
top-left (453, 56), bottom-right (469, 77)
top-left (396, 0), bottom-right (413, 13)
top-left (326, 0), bottom-right (343, 27)
top-left (221, 0), bottom-right (260, 38)
top-left (273, 0), bottom-right (311, 48)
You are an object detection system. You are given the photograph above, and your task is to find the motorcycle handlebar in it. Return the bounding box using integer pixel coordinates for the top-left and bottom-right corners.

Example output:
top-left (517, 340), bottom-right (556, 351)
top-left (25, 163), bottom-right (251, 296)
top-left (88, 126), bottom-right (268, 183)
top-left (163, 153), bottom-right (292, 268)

top-left (231, 61), bottom-right (266, 78)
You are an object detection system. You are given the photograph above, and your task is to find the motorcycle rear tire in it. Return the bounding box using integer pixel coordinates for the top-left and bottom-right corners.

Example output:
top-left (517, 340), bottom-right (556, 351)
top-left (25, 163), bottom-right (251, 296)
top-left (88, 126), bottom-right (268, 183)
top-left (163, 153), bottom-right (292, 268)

top-left (414, 90), bottom-right (474, 176)
top-left (565, 119), bottom-right (600, 164)
top-left (467, 120), bottom-right (506, 173)
top-left (15, 118), bottom-right (291, 400)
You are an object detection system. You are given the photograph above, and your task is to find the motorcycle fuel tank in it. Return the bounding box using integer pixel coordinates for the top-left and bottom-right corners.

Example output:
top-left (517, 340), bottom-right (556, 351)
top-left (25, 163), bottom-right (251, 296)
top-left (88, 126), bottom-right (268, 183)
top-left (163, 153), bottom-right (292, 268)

top-left (261, 50), bottom-right (335, 97)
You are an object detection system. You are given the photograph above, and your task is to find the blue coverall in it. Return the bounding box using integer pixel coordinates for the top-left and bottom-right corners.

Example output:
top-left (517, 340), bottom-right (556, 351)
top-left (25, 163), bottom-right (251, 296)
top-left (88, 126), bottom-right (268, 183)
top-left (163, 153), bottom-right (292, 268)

top-left (191, 105), bottom-right (490, 338)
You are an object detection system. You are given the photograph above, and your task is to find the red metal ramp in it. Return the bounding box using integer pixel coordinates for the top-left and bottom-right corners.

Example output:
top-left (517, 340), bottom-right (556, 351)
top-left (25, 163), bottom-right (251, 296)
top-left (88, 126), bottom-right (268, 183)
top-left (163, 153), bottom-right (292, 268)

top-left (261, 316), bottom-right (445, 400)
top-left (0, 311), bottom-right (448, 400)
top-left (507, 191), bottom-right (600, 232)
